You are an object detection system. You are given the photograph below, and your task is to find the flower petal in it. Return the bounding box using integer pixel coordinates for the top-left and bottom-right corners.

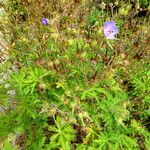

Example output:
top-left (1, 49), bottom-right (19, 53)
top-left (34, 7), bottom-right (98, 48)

top-left (103, 20), bottom-right (115, 30)
top-left (103, 20), bottom-right (118, 39)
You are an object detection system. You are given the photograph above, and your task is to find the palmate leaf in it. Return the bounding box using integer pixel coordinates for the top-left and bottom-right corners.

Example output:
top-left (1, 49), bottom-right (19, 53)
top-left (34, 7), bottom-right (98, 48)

top-left (98, 95), bottom-right (129, 128)
top-left (81, 80), bottom-right (129, 128)
top-left (28, 136), bottom-right (45, 150)
top-left (76, 144), bottom-right (94, 150)
top-left (26, 127), bottom-right (46, 150)
top-left (81, 86), bottom-right (108, 102)
top-left (93, 131), bottom-right (139, 150)
top-left (10, 67), bottom-right (54, 95)
top-left (2, 141), bottom-right (17, 150)
top-left (145, 138), bottom-right (150, 150)
top-left (130, 64), bottom-right (150, 97)
top-left (46, 117), bottom-right (75, 150)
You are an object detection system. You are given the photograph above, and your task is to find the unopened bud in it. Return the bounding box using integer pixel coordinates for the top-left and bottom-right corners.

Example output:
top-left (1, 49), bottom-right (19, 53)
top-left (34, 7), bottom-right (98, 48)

top-left (100, 2), bottom-right (106, 9)
top-left (109, 3), bottom-right (113, 8)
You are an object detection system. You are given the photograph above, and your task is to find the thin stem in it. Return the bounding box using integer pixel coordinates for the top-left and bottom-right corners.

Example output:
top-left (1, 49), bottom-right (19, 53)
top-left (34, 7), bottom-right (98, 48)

top-left (106, 40), bottom-right (116, 66)
top-left (0, 41), bottom-right (8, 51)
top-left (106, 40), bottom-right (114, 51)
top-left (0, 104), bottom-right (7, 112)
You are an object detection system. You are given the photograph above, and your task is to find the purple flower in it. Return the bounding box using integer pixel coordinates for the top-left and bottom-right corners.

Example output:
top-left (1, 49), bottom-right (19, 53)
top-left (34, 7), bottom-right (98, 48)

top-left (103, 20), bottom-right (118, 39)
top-left (41, 18), bottom-right (49, 26)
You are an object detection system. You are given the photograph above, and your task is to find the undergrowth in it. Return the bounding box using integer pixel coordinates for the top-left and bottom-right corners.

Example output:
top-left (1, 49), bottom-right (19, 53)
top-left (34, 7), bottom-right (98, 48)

top-left (0, 0), bottom-right (150, 150)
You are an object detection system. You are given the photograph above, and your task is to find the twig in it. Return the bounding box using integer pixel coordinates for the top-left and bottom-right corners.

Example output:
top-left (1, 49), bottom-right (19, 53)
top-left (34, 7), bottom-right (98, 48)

top-left (0, 104), bottom-right (7, 112)
top-left (0, 41), bottom-right (8, 51)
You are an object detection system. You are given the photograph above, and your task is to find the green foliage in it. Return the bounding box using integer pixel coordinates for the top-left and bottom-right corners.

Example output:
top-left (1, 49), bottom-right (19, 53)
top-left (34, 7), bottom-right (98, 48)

top-left (26, 126), bottom-right (46, 150)
top-left (46, 117), bottom-right (75, 150)
top-left (139, 0), bottom-right (149, 7)
top-left (10, 67), bottom-right (55, 95)
top-left (93, 130), bottom-right (139, 150)
top-left (130, 63), bottom-right (150, 102)
top-left (2, 141), bottom-right (17, 150)
top-left (0, 0), bottom-right (149, 149)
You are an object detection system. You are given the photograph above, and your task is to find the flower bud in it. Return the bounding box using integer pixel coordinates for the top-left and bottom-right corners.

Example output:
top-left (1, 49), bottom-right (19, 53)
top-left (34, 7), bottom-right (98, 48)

top-left (41, 18), bottom-right (49, 26)
top-left (100, 2), bottom-right (106, 10)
